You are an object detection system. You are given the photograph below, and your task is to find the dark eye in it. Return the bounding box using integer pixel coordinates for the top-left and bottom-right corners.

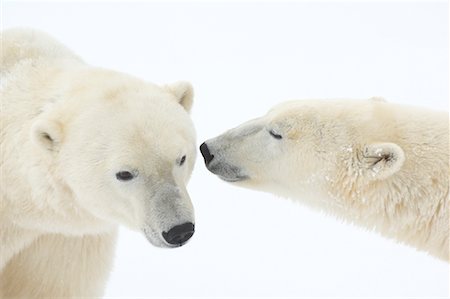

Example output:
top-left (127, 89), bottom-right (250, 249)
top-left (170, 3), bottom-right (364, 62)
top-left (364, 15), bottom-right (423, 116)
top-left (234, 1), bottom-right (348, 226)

top-left (179, 155), bottom-right (186, 166)
top-left (116, 171), bottom-right (134, 181)
top-left (269, 130), bottom-right (283, 140)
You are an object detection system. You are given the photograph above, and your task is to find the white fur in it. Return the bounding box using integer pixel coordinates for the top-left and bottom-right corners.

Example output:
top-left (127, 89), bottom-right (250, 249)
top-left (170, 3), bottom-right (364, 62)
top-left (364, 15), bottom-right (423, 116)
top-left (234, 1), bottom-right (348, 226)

top-left (203, 99), bottom-right (449, 261)
top-left (0, 28), bottom-right (197, 297)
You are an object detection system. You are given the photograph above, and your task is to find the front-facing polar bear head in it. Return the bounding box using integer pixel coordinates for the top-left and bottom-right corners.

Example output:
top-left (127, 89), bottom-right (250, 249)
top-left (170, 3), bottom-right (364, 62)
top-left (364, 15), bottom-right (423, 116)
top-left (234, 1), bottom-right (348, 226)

top-left (200, 99), bottom-right (405, 205)
top-left (31, 69), bottom-right (196, 247)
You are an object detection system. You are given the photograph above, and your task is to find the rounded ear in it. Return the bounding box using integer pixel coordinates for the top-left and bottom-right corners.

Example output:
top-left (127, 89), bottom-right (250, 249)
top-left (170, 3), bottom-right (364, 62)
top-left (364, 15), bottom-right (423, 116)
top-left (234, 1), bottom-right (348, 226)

top-left (31, 118), bottom-right (63, 152)
top-left (164, 81), bottom-right (194, 112)
top-left (362, 142), bottom-right (405, 180)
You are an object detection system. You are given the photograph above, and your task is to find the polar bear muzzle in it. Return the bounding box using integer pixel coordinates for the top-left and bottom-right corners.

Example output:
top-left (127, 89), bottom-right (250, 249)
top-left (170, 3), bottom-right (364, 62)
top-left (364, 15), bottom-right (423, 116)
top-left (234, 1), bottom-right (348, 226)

top-left (199, 142), bottom-right (248, 182)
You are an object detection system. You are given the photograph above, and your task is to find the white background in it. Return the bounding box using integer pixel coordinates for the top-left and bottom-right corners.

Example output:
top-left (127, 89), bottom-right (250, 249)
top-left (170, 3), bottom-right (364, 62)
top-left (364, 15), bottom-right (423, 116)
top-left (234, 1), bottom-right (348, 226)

top-left (3, 1), bottom-right (449, 298)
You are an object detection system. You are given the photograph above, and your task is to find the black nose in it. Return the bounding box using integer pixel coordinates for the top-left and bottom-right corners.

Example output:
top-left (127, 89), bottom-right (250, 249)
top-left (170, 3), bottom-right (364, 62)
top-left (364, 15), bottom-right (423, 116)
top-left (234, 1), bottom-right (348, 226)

top-left (200, 142), bottom-right (214, 165)
top-left (162, 222), bottom-right (195, 246)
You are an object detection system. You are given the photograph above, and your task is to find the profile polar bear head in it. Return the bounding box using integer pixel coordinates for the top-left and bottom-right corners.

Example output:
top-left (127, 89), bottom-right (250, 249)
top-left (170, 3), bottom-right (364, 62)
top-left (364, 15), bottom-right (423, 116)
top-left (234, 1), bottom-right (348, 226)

top-left (200, 98), bottom-right (405, 206)
top-left (31, 69), bottom-right (196, 247)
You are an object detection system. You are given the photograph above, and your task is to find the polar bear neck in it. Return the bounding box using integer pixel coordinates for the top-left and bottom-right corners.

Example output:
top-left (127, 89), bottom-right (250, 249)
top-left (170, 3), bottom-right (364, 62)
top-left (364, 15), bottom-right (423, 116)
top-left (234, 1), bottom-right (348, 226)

top-left (324, 116), bottom-right (449, 261)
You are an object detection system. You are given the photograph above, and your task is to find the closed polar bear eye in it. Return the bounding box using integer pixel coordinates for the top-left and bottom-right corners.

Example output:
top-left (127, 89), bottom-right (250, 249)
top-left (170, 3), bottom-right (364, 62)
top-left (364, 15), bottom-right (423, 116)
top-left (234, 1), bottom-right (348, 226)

top-left (179, 155), bottom-right (186, 166)
top-left (115, 171), bottom-right (135, 181)
top-left (269, 129), bottom-right (283, 140)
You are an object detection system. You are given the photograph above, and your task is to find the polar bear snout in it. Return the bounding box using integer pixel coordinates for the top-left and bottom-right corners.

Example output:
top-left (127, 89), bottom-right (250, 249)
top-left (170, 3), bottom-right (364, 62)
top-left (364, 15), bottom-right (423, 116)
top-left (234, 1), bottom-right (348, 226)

top-left (200, 141), bottom-right (248, 182)
top-left (162, 222), bottom-right (195, 246)
top-left (200, 142), bottom-right (214, 165)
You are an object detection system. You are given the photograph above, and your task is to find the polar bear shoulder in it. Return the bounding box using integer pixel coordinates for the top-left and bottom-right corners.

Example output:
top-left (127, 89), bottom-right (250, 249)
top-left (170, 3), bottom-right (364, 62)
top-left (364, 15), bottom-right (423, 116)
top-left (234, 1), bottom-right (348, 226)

top-left (1, 28), bottom-right (82, 74)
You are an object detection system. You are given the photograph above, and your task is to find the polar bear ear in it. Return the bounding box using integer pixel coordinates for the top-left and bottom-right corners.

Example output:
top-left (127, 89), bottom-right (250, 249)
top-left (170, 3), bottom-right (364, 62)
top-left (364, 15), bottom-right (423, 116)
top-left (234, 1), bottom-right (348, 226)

top-left (164, 81), bottom-right (194, 112)
top-left (362, 143), bottom-right (405, 180)
top-left (31, 119), bottom-right (63, 152)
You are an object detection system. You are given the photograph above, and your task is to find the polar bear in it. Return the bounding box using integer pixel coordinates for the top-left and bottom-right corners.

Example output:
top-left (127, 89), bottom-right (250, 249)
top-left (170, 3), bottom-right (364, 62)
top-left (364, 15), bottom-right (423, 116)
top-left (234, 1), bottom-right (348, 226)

top-left (200, 98), bottom-right (449, 261)
top-left (0, 29), bottom-right (197, 298)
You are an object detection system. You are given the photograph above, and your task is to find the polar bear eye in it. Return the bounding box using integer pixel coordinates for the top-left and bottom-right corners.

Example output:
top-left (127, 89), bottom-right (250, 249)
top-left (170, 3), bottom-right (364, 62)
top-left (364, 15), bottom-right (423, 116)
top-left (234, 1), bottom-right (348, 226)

top-left (179, 155), bottom-right (186, 166)
top-left (116, 171), bottom-right (135, 181)
top-left (269, 130), bottom-right (283, 140)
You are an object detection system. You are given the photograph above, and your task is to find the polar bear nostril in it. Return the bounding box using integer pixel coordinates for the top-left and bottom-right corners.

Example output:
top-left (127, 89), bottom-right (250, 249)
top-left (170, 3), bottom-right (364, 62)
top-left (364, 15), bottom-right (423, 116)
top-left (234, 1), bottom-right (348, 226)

top-left (200, 142), bottom-right (214, 165)
top-left (162, 222), bottom-right (195, 246)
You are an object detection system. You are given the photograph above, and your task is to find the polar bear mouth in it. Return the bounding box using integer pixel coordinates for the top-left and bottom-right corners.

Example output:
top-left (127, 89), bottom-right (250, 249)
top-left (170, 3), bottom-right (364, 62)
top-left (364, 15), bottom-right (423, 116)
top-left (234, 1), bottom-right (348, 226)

top-left (200, 142), bottom-right (248, 182)
top-left (208, 163), bottom-right (248, 182)
top-left (219, 175), bottom-right (248, 182)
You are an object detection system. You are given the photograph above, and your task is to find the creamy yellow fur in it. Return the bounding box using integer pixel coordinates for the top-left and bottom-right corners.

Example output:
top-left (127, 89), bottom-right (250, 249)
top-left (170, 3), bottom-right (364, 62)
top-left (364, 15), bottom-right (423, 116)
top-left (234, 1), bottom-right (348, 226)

top-left (1, 28), bottom-right (196, 297)
top-left (203, 99), bottom-right (449, 261)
